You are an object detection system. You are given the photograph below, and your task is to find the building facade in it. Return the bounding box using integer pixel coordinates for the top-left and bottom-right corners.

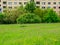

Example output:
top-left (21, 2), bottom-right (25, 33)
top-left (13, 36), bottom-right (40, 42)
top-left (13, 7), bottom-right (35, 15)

top-left (0, 0), bottom-right (2, 12)
top-left (35, 0), bottom-right (60, 14)
top-left (0, 0), bottom-right (60, 14)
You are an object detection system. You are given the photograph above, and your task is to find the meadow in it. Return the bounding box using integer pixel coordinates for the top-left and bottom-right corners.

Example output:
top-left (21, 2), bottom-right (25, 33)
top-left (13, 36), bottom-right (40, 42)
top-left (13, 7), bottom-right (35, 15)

top-left (0, 23), bottom-right (60, 45)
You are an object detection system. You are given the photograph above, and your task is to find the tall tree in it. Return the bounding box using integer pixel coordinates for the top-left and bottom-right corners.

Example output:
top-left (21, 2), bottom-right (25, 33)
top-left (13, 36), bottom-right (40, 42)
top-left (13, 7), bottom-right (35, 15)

top-left (44, 9), bottom-right (59, 23)
top-left (25, 0), bottom-right (36, 13)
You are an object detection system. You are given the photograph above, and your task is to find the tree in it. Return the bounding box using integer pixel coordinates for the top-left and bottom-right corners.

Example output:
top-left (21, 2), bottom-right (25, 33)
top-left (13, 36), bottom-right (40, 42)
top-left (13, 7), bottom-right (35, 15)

top-left (17, 13), bottom-right (41, 24)
top-left (25, 0), bottom-right (36, 13)
top-left (44, 9), bottom-right (59, 23)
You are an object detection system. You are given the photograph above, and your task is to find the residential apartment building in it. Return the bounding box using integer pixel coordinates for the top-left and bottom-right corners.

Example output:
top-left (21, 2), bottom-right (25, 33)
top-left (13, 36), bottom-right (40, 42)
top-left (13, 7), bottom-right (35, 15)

top-left (0, 0), bottom-right (60, 14)
top-left (35, 0), bottom-right (60, 14)
top-left (0, 0), bottom-right (2, 12)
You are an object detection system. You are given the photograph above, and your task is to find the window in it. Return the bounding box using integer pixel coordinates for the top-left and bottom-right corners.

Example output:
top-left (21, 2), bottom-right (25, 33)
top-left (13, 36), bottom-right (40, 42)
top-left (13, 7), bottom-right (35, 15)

top-left (3, 2), bottom-right (7, 4)
top-left (53, 6), bottom-right (56, 9)
top-left (0, 8), bottom-right (1, 11)
top-left (48, 2), bottom-right (51, 5)
top-left (8, 7), bottom-right (12, 9)
top-left (42, 2), bottom-right (46, 5)
top-left (19, 2), bottom-right (22, 5)
top-left (42, 6), bottom-right (45, 9)
top-left (24, 2), bottom-right (27, 4)
top-left (53, 2), bottom-right (56, 5)
top-left (36, 2), bottom-right (40, 4)
top-left (59, 2), bottom-right (60, 4)
top-left (3, 6), bottom-right (6, 8)
top-left (59, 7), bottom-right (60, 9)
top-left (8, 2), bottom-right (12, 5)
top-left (14, 2), bottom-right (17, 5)
top-left (47, 6), bottom-right (51, 8)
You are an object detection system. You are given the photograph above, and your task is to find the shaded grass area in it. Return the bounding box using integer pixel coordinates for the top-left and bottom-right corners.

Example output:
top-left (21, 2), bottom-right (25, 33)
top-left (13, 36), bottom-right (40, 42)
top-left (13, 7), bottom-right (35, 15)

top-left (0, 23), bottom-right (60, 45)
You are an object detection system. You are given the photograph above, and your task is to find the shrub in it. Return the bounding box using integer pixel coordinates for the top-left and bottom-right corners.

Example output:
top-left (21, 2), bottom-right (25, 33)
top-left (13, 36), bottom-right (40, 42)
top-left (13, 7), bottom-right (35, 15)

top-left (58, 16), bottom-right (60, 22)
top-left (34, 8), bottom-right (48, 22)
top-left (3, 10), bottom-right (16, 24)
top-left (0, 13), bottom-right (4, 24)
top-left (17, 13), bottom-right (41, 24)
top-left (43, 9), bottom-right (59, 23)
top-left (3, 9), bottom-right (23, 24)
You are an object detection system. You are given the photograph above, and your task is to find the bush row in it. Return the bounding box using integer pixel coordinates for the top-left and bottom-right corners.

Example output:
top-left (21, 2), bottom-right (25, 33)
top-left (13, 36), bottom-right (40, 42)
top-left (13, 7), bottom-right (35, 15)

top-left (17, 9), bottom-right (60, 24)
top-left (0, 8), bottom-right (60, 24)
top-left (0, 0), bottom-right (60, 24)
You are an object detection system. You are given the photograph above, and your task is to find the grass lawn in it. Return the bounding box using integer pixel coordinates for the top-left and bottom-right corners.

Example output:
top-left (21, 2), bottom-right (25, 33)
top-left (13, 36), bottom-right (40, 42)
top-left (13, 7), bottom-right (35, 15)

top-left (0, 23), bottom-right (60, 45)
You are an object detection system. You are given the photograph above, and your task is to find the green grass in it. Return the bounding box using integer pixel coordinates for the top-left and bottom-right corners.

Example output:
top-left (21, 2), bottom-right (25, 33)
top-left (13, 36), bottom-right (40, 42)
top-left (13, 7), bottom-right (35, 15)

top-left (0, 23), bottom-right (60, 45)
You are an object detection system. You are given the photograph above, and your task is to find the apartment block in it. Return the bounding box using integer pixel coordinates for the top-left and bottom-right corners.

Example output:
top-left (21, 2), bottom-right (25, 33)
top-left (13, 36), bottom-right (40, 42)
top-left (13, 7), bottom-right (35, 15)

top-left (0, 0), bottom-right (2, 12)
top-left (0, 0), bottom-right (60, 14)
top-left (35, 0), bottom-right (60, 14)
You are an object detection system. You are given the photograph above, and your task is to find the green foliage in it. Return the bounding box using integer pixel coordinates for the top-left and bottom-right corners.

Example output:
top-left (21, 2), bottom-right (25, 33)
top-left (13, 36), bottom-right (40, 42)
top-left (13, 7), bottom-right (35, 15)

top-left (0, 1), bottom-right (60, 24)
top-left (0, 13), bottom-right (4, 24)
top-left (34, 8), bottom-right (43, 17)
top-left (3, 6), bottom-right (25, 24)
top-left (3, 10), bottom-right (18, 24)
top-left (17, 13), bottom-right (41, 24)
top-left (34, 8), bottom-right (60, 23)
top-left (25, 0), bottom-right (36, 13)
top-left (43, 9), bottom-right (59, 23)
top-left (34, 8), bottom-right (48, 22)
top-left (17, 5), bottom-right (25, 15)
